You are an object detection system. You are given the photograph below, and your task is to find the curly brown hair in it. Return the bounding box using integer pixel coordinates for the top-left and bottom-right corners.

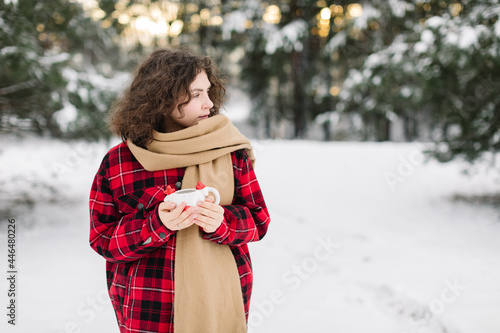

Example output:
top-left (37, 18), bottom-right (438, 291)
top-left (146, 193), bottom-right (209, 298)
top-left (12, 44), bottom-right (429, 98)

top-left (108, 48), bottom-right (227, 147)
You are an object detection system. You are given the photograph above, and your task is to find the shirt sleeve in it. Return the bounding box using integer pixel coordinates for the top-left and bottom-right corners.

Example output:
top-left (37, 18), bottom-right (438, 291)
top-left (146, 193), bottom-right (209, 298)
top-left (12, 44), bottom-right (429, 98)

top-left (89, 158), bottom-right (173, 264)
top-left (203, 149), bottom-right (270, 245)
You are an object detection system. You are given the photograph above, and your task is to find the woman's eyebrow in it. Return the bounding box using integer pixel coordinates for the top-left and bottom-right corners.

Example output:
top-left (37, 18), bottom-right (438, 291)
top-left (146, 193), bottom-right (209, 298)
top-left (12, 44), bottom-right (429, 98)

top-left (191, 85), bottom-right (212, 92)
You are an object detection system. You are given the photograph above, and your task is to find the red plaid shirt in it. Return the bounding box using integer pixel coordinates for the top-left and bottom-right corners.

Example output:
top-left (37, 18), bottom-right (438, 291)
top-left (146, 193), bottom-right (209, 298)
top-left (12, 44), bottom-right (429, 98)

top-left (89, 142), bottom-right (270, 333)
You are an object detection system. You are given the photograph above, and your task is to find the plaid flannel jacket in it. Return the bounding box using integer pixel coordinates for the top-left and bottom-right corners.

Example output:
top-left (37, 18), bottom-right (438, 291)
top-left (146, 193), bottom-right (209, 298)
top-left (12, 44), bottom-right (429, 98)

top-left (89, 142), bottom-right (270, 333)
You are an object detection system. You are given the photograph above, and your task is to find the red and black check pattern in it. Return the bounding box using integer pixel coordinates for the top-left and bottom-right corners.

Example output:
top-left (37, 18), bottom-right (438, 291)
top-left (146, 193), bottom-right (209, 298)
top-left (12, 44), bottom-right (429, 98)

top-left (89, 142), bottom-right (270, 333)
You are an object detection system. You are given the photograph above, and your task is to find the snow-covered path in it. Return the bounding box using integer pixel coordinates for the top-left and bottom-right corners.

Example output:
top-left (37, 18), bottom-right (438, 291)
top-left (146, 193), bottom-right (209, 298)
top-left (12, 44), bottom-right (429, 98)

top-left (0, 138), bottom-right (499, 333)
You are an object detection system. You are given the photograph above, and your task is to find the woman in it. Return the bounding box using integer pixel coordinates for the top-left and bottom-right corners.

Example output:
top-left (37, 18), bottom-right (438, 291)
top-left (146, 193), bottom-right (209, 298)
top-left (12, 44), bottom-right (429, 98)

top-left (89, 48), bottom-right (270, 332)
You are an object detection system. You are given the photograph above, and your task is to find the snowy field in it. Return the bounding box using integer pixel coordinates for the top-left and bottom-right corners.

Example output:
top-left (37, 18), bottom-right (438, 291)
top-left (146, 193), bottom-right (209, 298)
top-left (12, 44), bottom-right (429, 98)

top-left (0, 134), bottom-right (499, 333)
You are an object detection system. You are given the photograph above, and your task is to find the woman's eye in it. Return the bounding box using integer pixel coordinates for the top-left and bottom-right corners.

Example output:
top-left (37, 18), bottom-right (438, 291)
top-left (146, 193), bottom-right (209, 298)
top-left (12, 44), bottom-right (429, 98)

top-left (193, 93), bottom-right (200, 98)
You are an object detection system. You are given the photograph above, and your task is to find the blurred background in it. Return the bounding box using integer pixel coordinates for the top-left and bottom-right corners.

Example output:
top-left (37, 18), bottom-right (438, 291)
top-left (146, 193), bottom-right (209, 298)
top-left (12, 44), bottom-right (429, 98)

top-left (1, 0), bottom-right (500, 332)
top-left (1, 0), bottom-right (499, 163)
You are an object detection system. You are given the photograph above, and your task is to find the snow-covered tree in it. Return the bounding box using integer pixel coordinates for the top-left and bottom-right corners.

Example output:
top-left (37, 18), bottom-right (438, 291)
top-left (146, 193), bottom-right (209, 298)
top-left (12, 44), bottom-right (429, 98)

top-left (0, 0), bottom-right (123, 139)
top-left (225, 0), bottom-right (352, 138)
top-left (331, 0), bottom-right (500, 162)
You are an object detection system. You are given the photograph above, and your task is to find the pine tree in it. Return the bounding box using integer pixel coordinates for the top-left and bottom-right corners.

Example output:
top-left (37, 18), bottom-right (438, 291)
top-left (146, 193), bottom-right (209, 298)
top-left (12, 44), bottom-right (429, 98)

top-left (227, 0), bottom-right (338, 138)
top-left (0, 0), bottom-right (122, 139)
top-left (332, 0), bottom-right (500, 162)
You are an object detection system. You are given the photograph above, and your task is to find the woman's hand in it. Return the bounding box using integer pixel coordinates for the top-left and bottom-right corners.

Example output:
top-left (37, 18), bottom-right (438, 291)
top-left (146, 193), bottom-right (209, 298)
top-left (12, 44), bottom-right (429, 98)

top-left (194, 196), bottom-right (224, 233)
top-left (158, 201), bottom-right (197, 231)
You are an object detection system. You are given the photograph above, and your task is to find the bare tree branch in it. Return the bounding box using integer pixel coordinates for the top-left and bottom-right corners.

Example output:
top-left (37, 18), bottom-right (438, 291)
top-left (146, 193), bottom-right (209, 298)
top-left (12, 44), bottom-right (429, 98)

top-left (0, 79), bottom-right (38, 96)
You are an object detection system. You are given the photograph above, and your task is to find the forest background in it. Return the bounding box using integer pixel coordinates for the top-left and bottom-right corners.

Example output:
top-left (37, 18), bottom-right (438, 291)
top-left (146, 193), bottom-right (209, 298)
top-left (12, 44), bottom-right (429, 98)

top-left (1, 0), bottom-right (500, 166)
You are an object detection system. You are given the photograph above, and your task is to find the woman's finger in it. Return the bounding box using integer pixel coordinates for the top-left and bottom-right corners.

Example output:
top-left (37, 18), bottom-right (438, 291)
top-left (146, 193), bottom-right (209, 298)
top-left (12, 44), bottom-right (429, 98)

top-left (197, 200), bottom-right (222, 213)
top-left (159, 201), bottom-right (176, 212)
top-left (174, 207), bottom-right (198, 230)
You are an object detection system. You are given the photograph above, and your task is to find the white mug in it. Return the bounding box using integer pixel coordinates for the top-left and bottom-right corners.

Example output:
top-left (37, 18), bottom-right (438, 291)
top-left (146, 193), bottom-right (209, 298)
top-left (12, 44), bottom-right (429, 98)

top-left (164, 186), bottom-right (220, 207)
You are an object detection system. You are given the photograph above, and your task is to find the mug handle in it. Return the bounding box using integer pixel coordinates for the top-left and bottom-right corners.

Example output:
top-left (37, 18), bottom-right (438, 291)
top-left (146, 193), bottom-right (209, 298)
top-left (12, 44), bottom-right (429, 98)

top-left (204, 187), bottom-right (220, 205)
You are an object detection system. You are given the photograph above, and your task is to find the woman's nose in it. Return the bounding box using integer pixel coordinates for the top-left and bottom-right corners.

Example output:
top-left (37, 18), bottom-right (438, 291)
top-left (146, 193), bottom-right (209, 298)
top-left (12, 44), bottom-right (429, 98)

top-left (204, 95), bottom-right (214, 109)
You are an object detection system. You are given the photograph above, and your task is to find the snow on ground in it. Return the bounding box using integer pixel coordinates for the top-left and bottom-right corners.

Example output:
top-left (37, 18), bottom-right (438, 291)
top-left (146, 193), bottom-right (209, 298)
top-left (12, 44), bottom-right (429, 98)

top-left (0, 135), bottom-right (499, 333)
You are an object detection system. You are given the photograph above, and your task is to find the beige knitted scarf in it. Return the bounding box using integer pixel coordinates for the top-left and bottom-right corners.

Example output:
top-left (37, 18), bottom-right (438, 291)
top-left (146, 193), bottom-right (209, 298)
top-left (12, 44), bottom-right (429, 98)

top-left (127, 114), bottom-right (253, 332)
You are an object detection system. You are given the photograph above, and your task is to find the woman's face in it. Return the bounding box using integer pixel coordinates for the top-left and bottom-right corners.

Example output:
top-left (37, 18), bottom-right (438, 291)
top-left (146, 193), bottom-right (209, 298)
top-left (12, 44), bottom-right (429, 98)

top-left (169, 70), bottom-right (214, 131)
